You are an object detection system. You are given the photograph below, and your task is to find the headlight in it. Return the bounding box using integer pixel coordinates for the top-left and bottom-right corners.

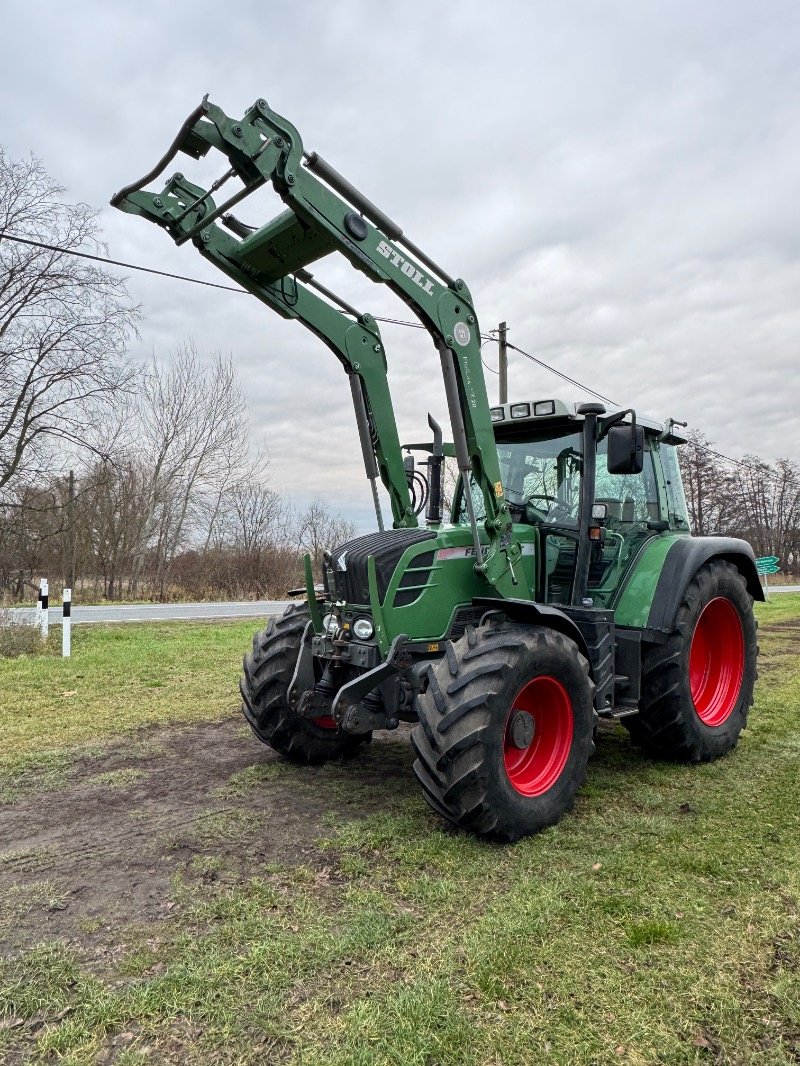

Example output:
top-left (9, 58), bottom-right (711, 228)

top-left (322, 613), bottom-right (338, 634)
top-left (353, 617), bottom-right (374, 640)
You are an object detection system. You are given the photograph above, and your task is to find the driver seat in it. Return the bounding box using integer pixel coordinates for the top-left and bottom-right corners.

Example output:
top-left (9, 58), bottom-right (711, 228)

top-left (595, 497), bottom-right (622, 522)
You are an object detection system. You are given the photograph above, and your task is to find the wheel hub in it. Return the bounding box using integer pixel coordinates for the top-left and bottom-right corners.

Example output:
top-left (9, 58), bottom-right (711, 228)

top-left (503, 675), bottom-right (574, 797)
top-left (509, 710), bottom-right (535, 749)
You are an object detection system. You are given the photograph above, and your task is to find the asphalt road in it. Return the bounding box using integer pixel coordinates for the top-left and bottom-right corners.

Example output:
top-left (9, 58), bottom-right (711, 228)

top-left (7, 587), bottom-right (800, 626)
top-left (7, 600), bottom-right (292, 626)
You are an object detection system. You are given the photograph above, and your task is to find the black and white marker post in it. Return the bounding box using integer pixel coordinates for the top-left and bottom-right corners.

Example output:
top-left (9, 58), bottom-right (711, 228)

top-left (62, 588), bottom-right (72, 657)
top-left (40, 578), bottom-right (49, 641)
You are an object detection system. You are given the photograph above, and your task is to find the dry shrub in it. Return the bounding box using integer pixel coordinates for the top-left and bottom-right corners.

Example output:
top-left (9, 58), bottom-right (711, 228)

top-left (0, 608), bottom-right (46, 658)
top-left (169, 547), bottom-right (303, 600)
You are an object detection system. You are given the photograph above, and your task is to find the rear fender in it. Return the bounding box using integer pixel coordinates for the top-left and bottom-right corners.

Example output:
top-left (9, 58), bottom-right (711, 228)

top-left (647, 537), bottom-right (764, 634)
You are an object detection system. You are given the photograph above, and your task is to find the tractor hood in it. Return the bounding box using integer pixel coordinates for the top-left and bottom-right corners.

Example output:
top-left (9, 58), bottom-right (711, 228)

top-left (322, 524), bottom-right (538, 647)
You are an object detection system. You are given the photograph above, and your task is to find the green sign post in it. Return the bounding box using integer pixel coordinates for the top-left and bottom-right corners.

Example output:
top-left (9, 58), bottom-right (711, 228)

top-left (755, 556), bottom-right (780, 599)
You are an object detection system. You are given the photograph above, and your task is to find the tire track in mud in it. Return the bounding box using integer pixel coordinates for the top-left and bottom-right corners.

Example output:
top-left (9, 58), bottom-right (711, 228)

top-left (0, 715), bottom-right (415, 956)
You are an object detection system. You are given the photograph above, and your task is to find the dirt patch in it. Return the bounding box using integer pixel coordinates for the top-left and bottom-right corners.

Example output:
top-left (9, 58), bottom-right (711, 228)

top-left (0, 715), bottom-right (417, 961)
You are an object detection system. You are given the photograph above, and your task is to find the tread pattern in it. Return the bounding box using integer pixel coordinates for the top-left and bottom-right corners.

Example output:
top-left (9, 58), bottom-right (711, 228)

top-left (625, 560), bottom-right (758, 762)
top-left (241, 604), bottom-right (368, 765)
top-left (411, 621), bottom-right (595, 841)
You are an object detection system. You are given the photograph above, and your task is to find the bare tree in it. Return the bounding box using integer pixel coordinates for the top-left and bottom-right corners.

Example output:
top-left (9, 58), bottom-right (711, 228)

top-left (78, 458), bottom-right (151, 600)
top-left (130, 343), bottom-right (260, 596)
top-left (678, 430), bottom-right (733, 536)
top-left (224, 482), bottom-right (283, 554)
top-left (729, 455), bottom-right (800, 567)
top-left (297, 497), bottom-right (357, 570)
top-left (679, 429), bottom-right (800, 573)
top-left (0, 150), bottom-right (137, 495)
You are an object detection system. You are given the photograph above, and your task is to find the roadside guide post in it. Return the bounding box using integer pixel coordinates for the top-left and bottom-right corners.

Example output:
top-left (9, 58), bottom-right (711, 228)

top-left (62, 588), bottom-right (72, 657)
top-left (40, 578), bottom-right (49, 640)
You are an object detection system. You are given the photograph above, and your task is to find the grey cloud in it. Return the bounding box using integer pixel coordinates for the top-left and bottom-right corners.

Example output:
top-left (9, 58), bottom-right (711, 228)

top-left (1, 0), bottom-right (797, 536)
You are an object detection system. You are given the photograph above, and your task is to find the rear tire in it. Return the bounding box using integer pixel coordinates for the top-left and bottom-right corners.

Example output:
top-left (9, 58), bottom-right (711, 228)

top-left (412, 621), bottom-right (595, 841)
top-left (625, 560), bottom-right (757, 762)
top-left (241, 603), bottom-right (368, 765)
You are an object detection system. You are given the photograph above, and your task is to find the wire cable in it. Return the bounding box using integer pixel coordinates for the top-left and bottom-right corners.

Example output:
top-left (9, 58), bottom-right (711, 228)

top-left (506, 341), bottom-right (616, 406)
top-left (1, 229), bottom-right (787, 484)
top-left (372, 314), bottom-right (425, 330)
top-left (0, 231), bottom-right (245, 294)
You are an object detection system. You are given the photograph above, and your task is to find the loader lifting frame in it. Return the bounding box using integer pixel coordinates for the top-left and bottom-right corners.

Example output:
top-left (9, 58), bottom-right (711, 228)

top-left (112, 94), bottom-right (521, 597)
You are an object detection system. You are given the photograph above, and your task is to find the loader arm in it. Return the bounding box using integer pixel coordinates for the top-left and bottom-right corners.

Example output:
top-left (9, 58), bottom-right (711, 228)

top-left (112, 95), bottom-right (521, 595)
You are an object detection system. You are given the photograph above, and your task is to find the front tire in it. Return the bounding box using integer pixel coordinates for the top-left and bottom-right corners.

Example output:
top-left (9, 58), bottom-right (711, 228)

top-left (412, 621), bottom-right (595, 841)
top-left (241, 603), bottom-right (368, 765)
top-left (625, 560), bottom-right (757, 762)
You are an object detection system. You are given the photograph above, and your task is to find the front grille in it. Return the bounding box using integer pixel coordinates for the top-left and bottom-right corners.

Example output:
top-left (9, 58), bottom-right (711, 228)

top-left (327, 528), bottom-right (436, 605)
top-left (394, 550), bottom-right (435, 607)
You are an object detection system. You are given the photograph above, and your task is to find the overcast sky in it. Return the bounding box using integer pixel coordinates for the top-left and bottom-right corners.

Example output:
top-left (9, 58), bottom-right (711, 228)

top-left (2, 1), bottom-right (798, 530)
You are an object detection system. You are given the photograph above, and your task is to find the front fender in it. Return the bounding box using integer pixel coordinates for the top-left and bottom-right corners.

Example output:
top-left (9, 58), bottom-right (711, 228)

top-left (472, 597), bottom-right (590, 662)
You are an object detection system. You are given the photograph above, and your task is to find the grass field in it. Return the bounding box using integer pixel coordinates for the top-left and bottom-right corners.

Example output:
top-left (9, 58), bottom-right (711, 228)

top-left (0, 622), bottom-right (254, 781)
top-left (0, 598), bottom-right (798, 1064)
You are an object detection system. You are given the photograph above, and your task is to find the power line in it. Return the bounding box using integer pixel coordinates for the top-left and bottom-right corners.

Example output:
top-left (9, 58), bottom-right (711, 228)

top-left (502, 338), bottom-right (784, 483)
top-left (506, 340), bottom-right (617, 406)
top-left (506, 340), bottom-right (786, 485)
top-left (0, 231), bottom-right (245, 294)
top-left (372, 314), bottom-right (425, 330)
top-left (1, 229), bottom-right (784, 483)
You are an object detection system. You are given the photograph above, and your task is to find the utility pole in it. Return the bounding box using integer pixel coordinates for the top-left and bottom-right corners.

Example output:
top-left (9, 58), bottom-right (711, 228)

top-left (498, 321), bottom-right (508, 404)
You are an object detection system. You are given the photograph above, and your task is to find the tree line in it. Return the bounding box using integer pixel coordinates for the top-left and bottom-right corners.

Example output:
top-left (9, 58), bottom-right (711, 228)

top-left (0, 342), bottom-right (356, 602)
top-left (679, 432), bottom-right (799, 573)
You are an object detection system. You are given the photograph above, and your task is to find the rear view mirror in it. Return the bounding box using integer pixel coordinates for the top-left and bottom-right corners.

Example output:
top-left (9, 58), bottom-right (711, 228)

top-left (607, 424), bottom-right (644, 474)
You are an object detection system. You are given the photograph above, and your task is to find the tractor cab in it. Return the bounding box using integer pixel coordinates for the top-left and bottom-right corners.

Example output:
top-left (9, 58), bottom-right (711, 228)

top-left (453, 399), bottom-right (691, 607)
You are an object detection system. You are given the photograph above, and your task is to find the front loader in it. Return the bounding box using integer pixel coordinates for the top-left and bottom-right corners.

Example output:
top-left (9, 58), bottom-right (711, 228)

top-left (113, 95), bottom-right (762, 841)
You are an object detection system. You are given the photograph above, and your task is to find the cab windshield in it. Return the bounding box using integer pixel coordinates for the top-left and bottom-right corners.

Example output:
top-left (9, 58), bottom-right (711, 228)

top-left (457, 427), bottom-right (583, 529)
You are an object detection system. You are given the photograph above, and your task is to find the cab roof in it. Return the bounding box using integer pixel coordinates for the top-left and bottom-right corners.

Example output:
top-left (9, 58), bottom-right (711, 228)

top-left (490, 399), bottom-right (687, 445)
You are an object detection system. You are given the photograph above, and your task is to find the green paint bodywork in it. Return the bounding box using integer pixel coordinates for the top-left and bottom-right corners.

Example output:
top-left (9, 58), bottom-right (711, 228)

top-left (367, 556), bottom-right (390, 657)
top-left (375, 525), bottom-right (538, 646)
top-left (613, 533), bottom-right (685, 628)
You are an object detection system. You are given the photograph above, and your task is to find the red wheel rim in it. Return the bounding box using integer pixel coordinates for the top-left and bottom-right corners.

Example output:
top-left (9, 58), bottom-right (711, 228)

top-left (689, 597), bottom-right (744, 726)
top-left (312, 716), bottom-right (338, 730)
top-left (503, 676), bottom-right (573, 796)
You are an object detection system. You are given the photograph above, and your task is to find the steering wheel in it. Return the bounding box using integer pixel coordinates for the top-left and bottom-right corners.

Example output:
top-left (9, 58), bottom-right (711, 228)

top-left (543, 499), bottom-right (576, 524)
top-left (505, 488), bottom-right (555, 523)
top-left (524, 494), bottom-right (556, 522)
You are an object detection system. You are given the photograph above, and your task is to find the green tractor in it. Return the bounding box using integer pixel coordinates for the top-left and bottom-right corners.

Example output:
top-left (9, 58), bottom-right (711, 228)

top-left (113, 95), bottom-right (761, 840)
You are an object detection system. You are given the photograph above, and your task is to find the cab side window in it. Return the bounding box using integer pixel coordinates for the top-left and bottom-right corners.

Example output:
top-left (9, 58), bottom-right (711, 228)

top-left (659, 444), bottom-right (691, 531)
top-left (595, 437), bottom-right (660, 525)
